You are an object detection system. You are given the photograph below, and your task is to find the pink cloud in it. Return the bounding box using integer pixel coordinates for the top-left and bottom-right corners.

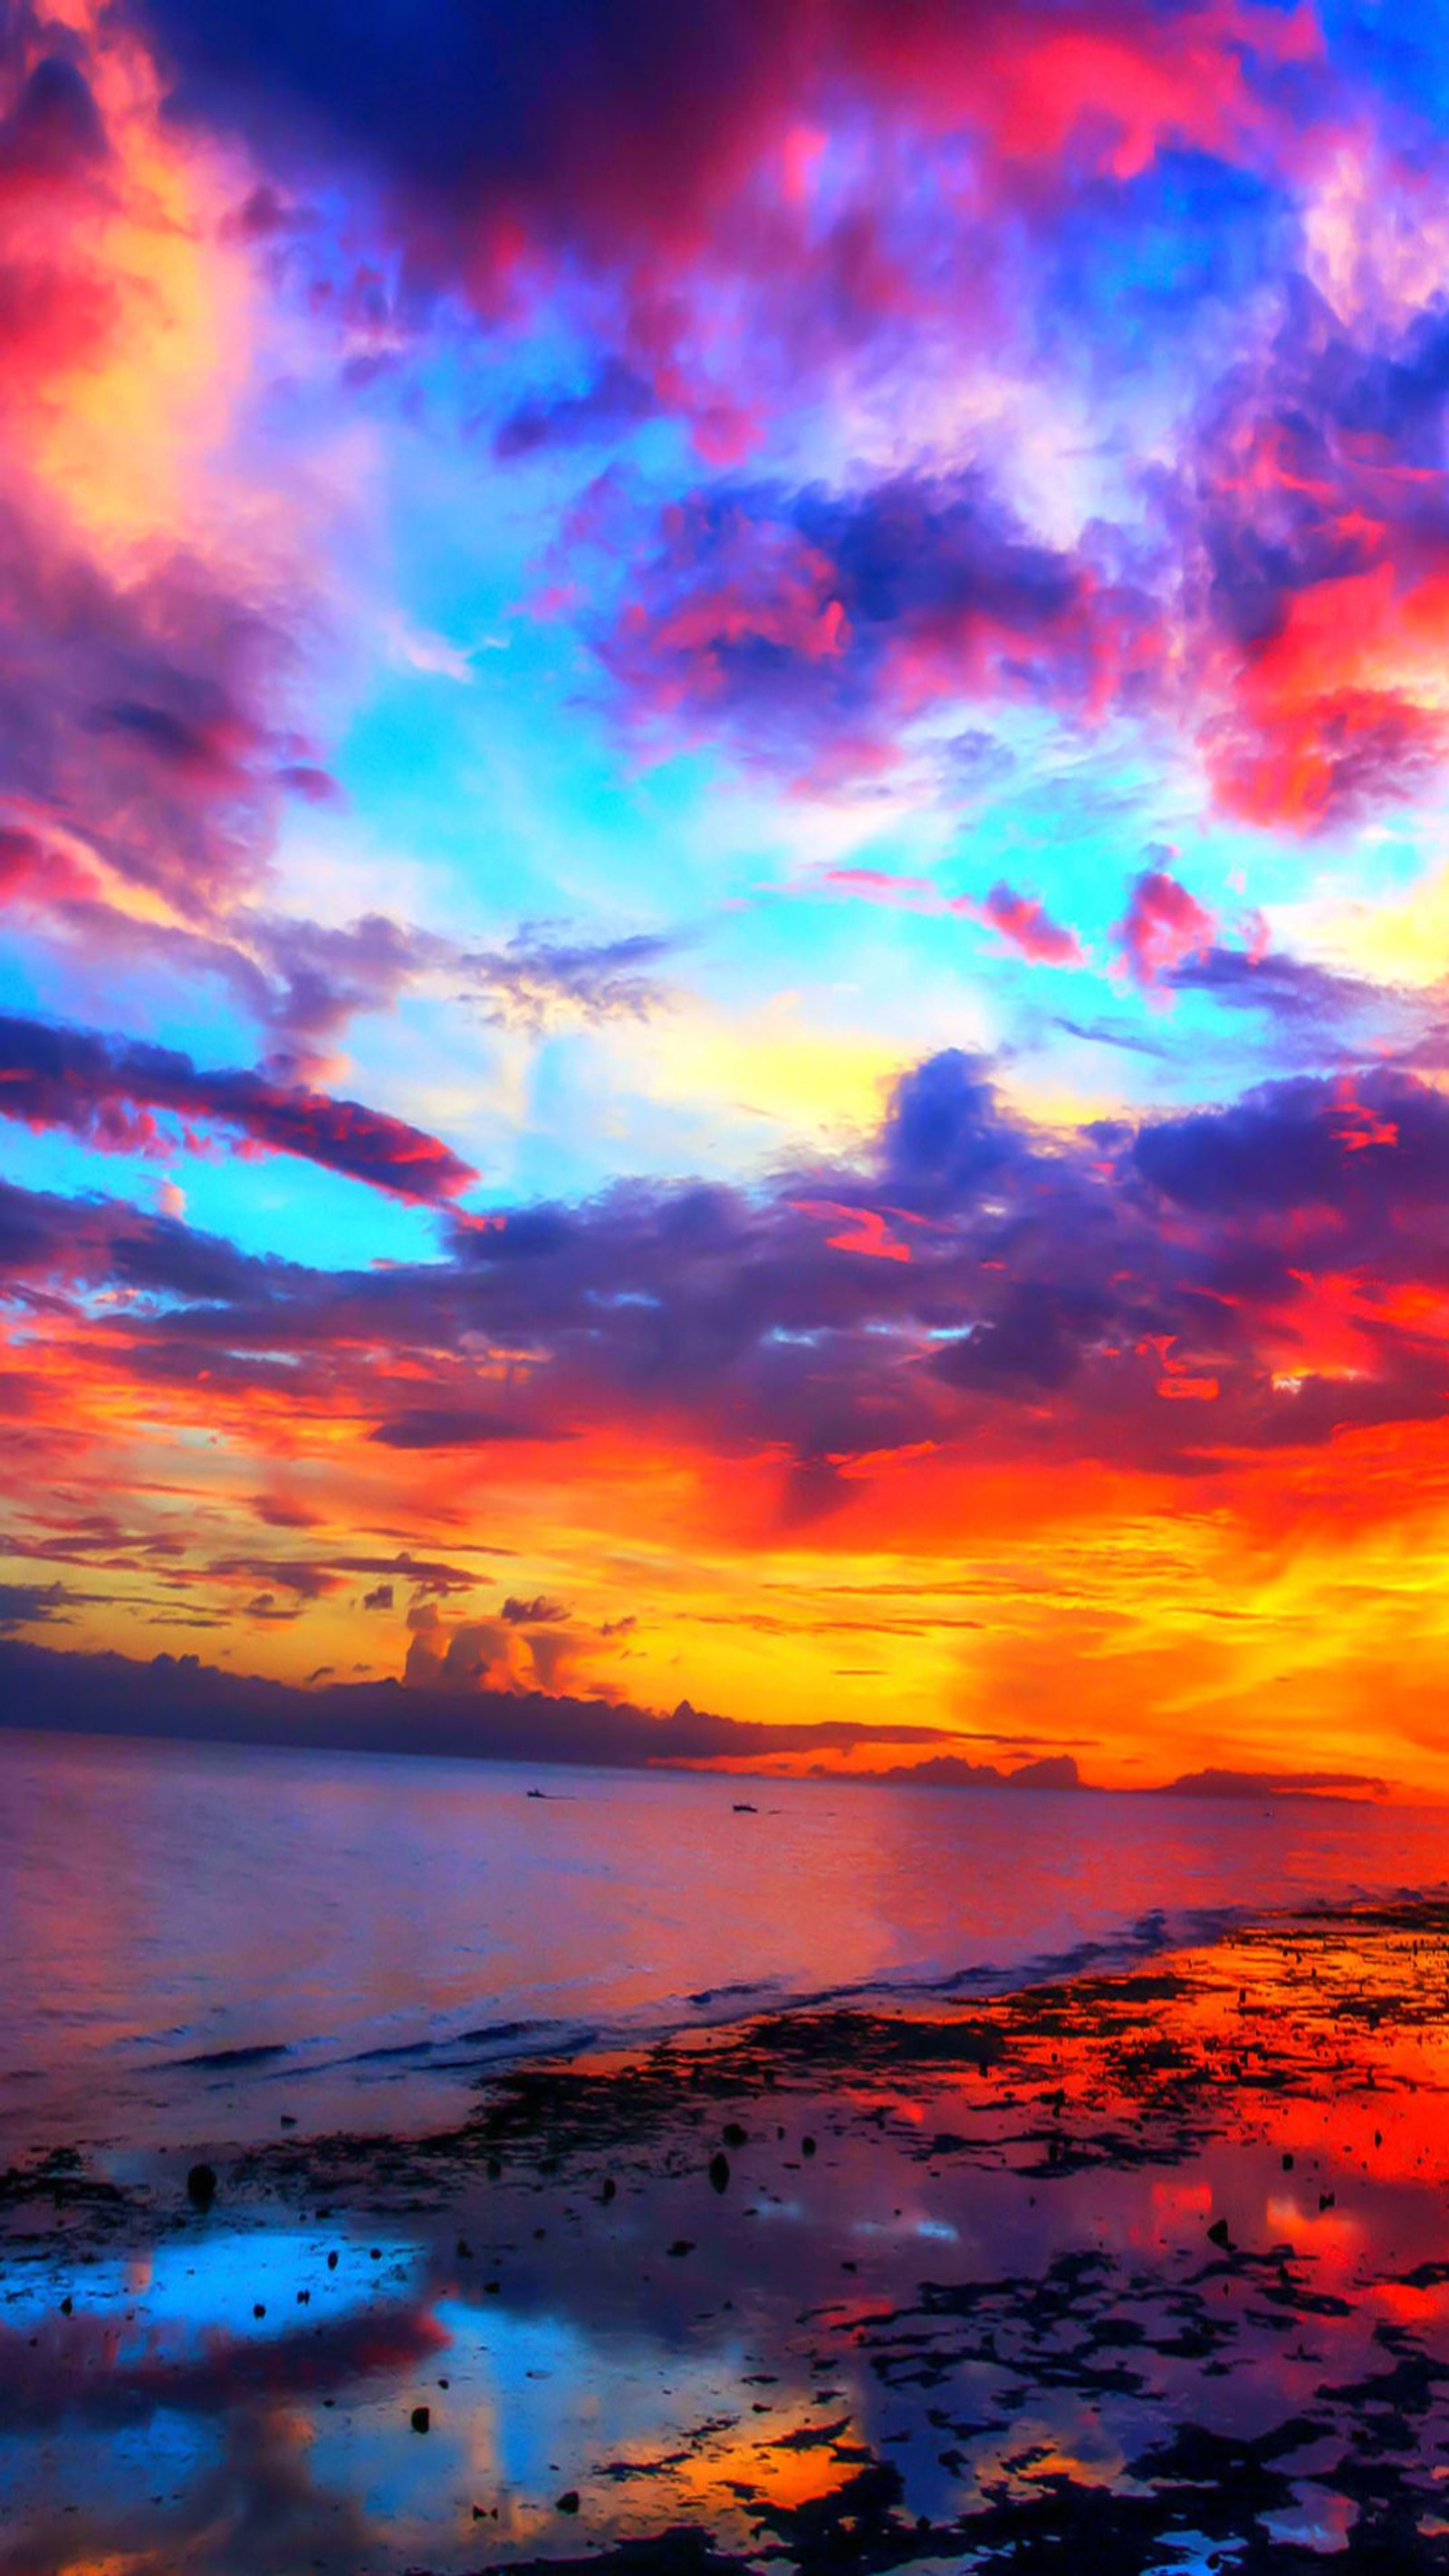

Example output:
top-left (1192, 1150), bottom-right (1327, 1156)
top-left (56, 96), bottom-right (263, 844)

top-left (0, 1011), bottom-right (477, 1205)
top-left (980, 881), bottom-right (1084, 966)
top-left (792, 1199), bottom-right (913, 1262)
top-left (1113, 868), bottom-right (1215, 987)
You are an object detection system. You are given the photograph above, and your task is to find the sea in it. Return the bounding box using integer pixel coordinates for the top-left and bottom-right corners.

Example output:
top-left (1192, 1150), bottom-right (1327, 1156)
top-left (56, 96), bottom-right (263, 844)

top-left (2, 1724), bottom-right (1446, 2158)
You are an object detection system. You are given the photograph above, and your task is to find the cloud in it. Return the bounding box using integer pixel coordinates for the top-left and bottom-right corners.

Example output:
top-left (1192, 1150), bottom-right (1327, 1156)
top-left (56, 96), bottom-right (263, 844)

top-left (3, 886), bottom-right (461, 1077)
top-left (239, 911), bottom-right (455, 1063)
top-left (0, 8), bottom-right (326, 923)
top-left (22, 0), bottom-right (1430, 854)
top-left (135, 0), bottom-right (1318, 343)
top-left (0, 490), bottom-right (306, 918)
top-left (369, 1405), bottom-right (558, 1447)
top-left (1166, 944), bottom-right (1446, 1070)
top-left (979, 881), bottom-right (1084, 966)
top-left (494, 357), bottom-right (658, 459)
top-left (0, 1577), bottom-right (88, 1630)
top-left (1177, 283), bottom-right (1449, 829)
top-left (879, 1047), bottom-right (1019, 1200)
top-left (1173, 946), bottom-right (1377, 1025)
top-left (464, 927), bottom-right (676, 1030)
top-left (5, 883), bottom-right (678, 1072)
top-left (17, 0), bottom-right (1439, 867)
top-left (934, 1279), bottom-right (1109, 1396)
top-left (816, 871), bottom-right (1085, 968)
top-left (1113, 868), bottom-right (1215, 986)
top-left (140, 0), bottom-right (803, 288)
top-left (401, 1598), bottom-right (587, 1695)
top-left (252, 1491), bottom-right (320, 1530)
top-left (1162, 1766), bottom-right (1387, 1799)
top-left (884, 1750), bottom-right (1081, 1789)
top-left (0, 1633), bottom-right (1085, 1773)
top-left (17, 1038), bottom-right (1449, 1509)
top-left (1129, 1064), bottom-right (1446, 1216)
top-left (1050, 1013), bottom-right (1172, 1060)
top-left (0, 48), bottom-right (107, 192)
top-left (0, 1010), bottom-right (477, 1202)
top-left (331, 1551), bottom-right (485, 1589)
top-left (597, 469), bottom-right (1147, 777)
top-left (208, 1555), bottom-right (337, 1600)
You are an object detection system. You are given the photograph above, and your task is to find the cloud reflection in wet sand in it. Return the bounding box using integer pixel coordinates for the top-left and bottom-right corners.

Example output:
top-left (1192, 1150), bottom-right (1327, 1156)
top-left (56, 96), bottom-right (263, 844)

top-left (9, 1901), bottom-right (1449, 2570)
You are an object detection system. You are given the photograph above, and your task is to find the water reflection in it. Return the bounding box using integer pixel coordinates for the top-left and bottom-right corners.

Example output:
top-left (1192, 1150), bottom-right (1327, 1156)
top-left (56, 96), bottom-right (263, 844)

top-left (7, 1902), bottom-right (1449, 2569)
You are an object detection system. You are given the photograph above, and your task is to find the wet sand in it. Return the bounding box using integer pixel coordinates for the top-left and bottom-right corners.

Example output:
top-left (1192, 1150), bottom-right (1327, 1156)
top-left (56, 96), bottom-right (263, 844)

top-left (8, 1897), bottom-right (1449, 2571)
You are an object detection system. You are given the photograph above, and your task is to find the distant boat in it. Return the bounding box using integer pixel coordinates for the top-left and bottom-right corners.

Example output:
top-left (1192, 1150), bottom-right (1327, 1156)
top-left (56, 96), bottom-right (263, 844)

top-left (526, 1788), bottom-right (547, 1800)
top-left (733, 1801), bottom-right (757, 1812)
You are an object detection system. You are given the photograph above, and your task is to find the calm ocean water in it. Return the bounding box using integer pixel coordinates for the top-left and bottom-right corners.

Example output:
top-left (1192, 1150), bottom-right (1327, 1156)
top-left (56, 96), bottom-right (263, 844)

top-left (3, 1725), bottom-right (1447, 2156)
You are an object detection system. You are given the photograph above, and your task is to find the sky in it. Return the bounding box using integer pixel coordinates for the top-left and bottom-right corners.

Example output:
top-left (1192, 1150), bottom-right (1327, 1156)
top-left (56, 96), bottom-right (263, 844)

top-left (6, 0), bottom-right (1449, 1793)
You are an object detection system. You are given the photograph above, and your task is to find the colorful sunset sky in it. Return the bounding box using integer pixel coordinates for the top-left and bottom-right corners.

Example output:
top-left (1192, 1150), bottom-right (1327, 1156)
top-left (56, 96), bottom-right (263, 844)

top-left (9, 0), bottom-right (1449, 1792)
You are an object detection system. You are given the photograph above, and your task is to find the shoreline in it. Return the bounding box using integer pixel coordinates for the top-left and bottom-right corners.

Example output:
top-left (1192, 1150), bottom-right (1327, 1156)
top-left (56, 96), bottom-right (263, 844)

top-left (8, 1870), bottom-right (1449, 2171)
top-left (9, 1895), bottom-right (1449, 2569)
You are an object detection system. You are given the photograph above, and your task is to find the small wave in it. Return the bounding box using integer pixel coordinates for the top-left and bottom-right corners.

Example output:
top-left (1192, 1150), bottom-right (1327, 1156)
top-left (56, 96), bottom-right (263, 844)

top-left (428, 2028), bottom-right (599, 2073)
top-left (346, 2039), bottom-right (442, 2066)
top-left (529, 1878), bottom-right (1449, 2075)
top-left (169, 2042), bottom-right (292, 2072)
top-left (687, 1978), bottom-right (782, 2008)
top-left (330, 2016), bottom-right (562, 2074)
top-left (133, 1874), bottom-right (1449, 2119)
top-left (456, 2018), bottom-right (548, 2046)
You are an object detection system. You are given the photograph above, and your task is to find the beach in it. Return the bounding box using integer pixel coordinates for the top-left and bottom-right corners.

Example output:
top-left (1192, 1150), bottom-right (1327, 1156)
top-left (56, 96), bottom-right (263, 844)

top-left (8, 1891), bottom-right (1449, 2571)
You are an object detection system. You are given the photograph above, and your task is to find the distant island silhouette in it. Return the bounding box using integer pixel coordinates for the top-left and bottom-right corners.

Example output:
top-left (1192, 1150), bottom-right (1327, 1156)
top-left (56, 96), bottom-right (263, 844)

top-left (0, 1640), bottom-right (1387, 1801)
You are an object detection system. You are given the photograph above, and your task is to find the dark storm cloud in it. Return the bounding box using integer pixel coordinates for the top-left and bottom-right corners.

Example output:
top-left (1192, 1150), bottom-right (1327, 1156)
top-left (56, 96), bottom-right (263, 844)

top-left (1131, 1065), bottom-right (1449, 1220)
top-left (134, 0), bottom-right (1318, 300)
top-left (139, 0), bottom-right (806, 277)
top-left (14, 1046), bottom-right (1449, 1487)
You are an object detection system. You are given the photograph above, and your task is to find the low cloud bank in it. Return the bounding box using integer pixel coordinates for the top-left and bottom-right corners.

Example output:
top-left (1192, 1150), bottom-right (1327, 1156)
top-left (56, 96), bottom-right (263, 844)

top-left (0, 1643), bottom-right (1389, 1799)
